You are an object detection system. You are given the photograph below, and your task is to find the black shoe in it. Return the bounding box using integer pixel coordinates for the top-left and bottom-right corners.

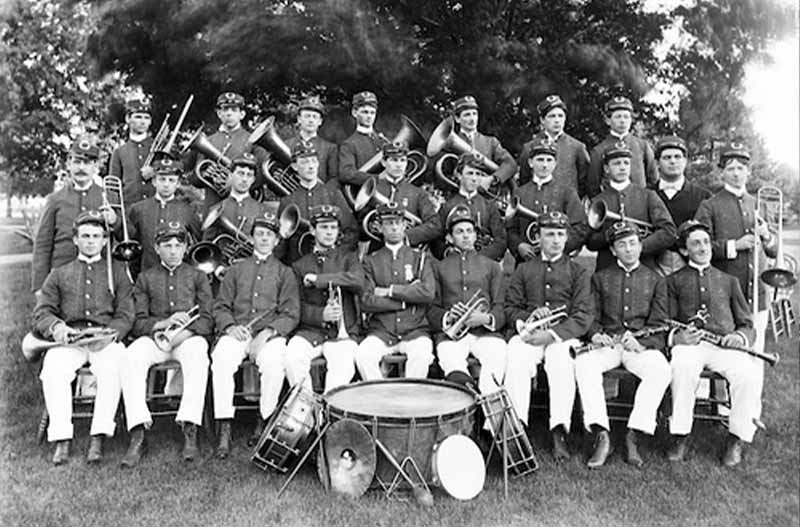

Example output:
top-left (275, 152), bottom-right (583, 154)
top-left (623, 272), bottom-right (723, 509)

top-left (216, 421), bottom-right (232, 459)
top-left (551, 426), bottom-right (570, 461)
top-left (587, 428), bottom-right (612, 469)
top-left (121, 427), bottom-right (146, 468)
top-left (182, 423), bottom-right (199, 462)
top-left (625, 429), bottom-right (643, 468)
top-left (722, 435), bottom-right (744, 467)
top-left (247, 419), bottom-right (266, 447)
top-left (52, 440), bottom-right (70, 466)
top-left (86, 435), bottom-right (104, 464)
top-left (667, 435), bottom-right (689, 462)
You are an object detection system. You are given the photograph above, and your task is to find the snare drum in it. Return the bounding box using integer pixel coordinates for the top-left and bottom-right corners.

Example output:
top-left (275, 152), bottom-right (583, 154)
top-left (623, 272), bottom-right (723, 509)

top-left (252, 384), bottom-right (323, 473)
top-left (325, 379), bottom-right (478, 487)
top-left (478, 388), bottom-right (538, 476)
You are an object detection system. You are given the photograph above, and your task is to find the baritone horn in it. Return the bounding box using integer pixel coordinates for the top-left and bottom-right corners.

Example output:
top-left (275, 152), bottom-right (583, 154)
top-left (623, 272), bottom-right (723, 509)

top-left (182, 127), bottom-right (233, 196)
top-left (587, 200), bottom-right (654, 234)
top-left (248, 116), bottom-right (302, 196)
top-left (354, 176), bottom-right (424, 241)
top-left (189, 206), bottom-right (254, 277)
top-left (443, 290), bottom-right (490, 341)
top-left (102, 176), bottom-right (143, 262)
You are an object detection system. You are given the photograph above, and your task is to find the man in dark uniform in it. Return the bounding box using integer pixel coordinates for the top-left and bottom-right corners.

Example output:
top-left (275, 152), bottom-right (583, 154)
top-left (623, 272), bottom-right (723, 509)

top-left (587, 96), bottom-right (658, 198)
top-left (508, 139), bottom-right (587, 262)
top-left (202, 153), bottom-right (268, 241)
top-left (355, 202), bottom-right (436, 380)
top-left (284, 96), bottom-right (338, 186)
top-left (574, 221), bottom-right (670, 468)
top-left (666, 220), bottom-right (760, 467)
top-left (33, 211), bottom-right (134, 465)
top-left (108, 97), bottom-right (156, 205)
top-left (120, 222), bottom-right (214, 467)
top-left (504, 211), bottom-right (593, 459)
top-left (338, 91), bottom-right (389, 193)
top-left (285, 205), bottom-right (364, 393)
top-left (651, 135), bottom-right (711, 276)
top-left (518, 95), bottom-right (590, 196)
top-left (32, 137), bottom-right (116, 293)
top-left (585, 141), bottom-right (676, 272)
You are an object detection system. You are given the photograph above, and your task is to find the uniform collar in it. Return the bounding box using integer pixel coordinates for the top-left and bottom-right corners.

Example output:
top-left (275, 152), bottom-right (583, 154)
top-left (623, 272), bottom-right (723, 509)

top-left (253, 251), bottom-right (271, 263)
top-left (230, 190), bottom-right (249, 203)
top-left (380, 171), bottom-right (404, 186)
top-left (78, 254), bottom-right (102, 264)
top-left (356, 125), bottom-right (374, 135)
top-left (688, 261), bottom-right (711, 274)
top-left (298, 130), bottom-right (317, 143)
top-left (71, 181), bottom-right (93, 192)
top-left (385, 241), bottom-right (403, 257)
top-left (616, 259), bottom-right (640, 273)
top-left (532, 174), bottom-right (553, 188)
top-left (658, 175), bottom-right (685, 192)
top-left (541, 253), bottom-right (563, 264)
top-left (130, 131), bottom-right (148, 143)
top-left (155, 193), bottom-right (175, 205)
top-left (608, 180), bottom-right (631, 192)
top-left (610, 131), bottom-right (629, 141)
top-left (298, 178), bottom-right (320, 191)
top-left (218, 123), bottom-right (241, 133)
top-left (543, 130), bottom-right (563, 143)
top-left (723, 183), bottom-right (746, 198)
top-left (160, 260), bottom-right (181, 273)
top-left (459, 189), bottom-right (478, 200)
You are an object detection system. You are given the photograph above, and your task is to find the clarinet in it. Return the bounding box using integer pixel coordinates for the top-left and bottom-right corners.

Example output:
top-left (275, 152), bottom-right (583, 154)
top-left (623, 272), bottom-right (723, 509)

top-left (666, 319), bottom-right (779, 366)
top-left (569, 325), bottom-right (670, 359)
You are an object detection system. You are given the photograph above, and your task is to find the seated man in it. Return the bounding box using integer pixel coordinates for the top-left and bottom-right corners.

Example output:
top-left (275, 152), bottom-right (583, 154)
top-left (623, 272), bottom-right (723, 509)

top-left (574, 221), bottom-right (670, 468)
top-left (33, 211), bottom-right (134, 465)
top-left (356, 202), bottom-right (435, 380)
top-left (428, 205), bottom-right (506, 395)
top-left (211, 212), bottom-right (300, 458)
top-left (120, 222), bottom-right (214, 467)
top-left (285, 205), bottom-right (364, 393)
top-left (504, 211), bottom-right (593, 459)
top-left (667, 220), bottom-right (759, 467)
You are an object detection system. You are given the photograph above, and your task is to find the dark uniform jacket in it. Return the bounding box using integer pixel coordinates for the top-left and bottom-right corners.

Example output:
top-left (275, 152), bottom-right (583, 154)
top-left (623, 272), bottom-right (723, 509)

top-left (275, 181), bottom-right (358, 264)
top-left (365, 174), bottom-right (440, 249)
top-left (653, 179), bottom-right (712, 252)
top-left (590, 262), bottom-right (668, 350)
top-left (507, 178), bottom-right (588, 259)
top-left (203, 194), bottom-right (268, 242)
top-left (33, 257), bottom-right (134, 340)
top-left (125, 194), bottom-right (202, 272)
top-left (214, 254), bottom-right (300, 337)
top-left (436, 191), bottom-right (507, 261)
top-left (32, 183), bottom-right (105, 292)
top-left (504, 254), bottom-right (593, 341)
top-left (109, 137), bottom-right (156, 205)
top-left (361, 245), bottom-right (435, 345)
top-left (338, 130), bottom-right (387, 188)
top-left (285, 133), bottom-right (338, 186)
top-left (518, 132), bottom-right (590, 196)
top-left (132, 261), bottom-right (214, 338)
top-left (428, 249), bottom-right (505, 344)
top-left (588, 134), bottom-right (657, 198)
top-left (666, 264), bottom-right (755, 346)
top-left (291, 247), bottom-right (365, 346)
top-left (586, 184), bottom-right (677, 272)
top-left (693, 188), bottom-right (777, 310)
top-left (457, 130), bottom-right (518, 185)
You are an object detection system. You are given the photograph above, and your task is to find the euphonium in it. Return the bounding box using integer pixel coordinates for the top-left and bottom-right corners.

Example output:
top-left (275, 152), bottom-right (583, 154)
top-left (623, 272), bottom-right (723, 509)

top-left (183, 128), bottom-right (234, 196)
top-left (516, 305), bottom-right (567, 340)
top-left (248, 116), bottom-right (302, 196)
top-left (153, 305), bottom-right (200, 352)
top-left (442, 290), bottom-right (490, 341)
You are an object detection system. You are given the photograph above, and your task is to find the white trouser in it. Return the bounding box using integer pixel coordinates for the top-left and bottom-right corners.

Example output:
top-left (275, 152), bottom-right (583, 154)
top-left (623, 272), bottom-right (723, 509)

top-left (574, 346), bottom-right (670, 434)
top-left (121, 336), bottom-right (209, 430)
top-left (354, 335), bottom-right (433, 380)
top-left (752, 309), bottom-right (769, 421)
top-left (210, 335), bottom-right (286, 420)
top-left (505, 336), bottom-right (578, 430)
top-left (284, 336), bottom-right (356, 393)
top-left (39, 342), bottom-right (124, 442)
top-left (669, 341), bottom-right (762, 442)
top-left (437, 334), bottom-right (506, 395)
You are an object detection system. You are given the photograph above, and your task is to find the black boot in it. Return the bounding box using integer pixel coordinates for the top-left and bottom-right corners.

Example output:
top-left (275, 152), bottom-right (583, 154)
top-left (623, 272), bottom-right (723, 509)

top-left (625, 428), bottom-right (643, 468)
top-left (121, 426), bottom-right (146, 468)
top-left (667, 435), bottom-right (689, 462)
top-left (247, 418), bottom-right (266, 447)
top-left (587, 426), bottom-right (612, 469)
top-left (551, 425), bottom-right (570, 460)
top-left (722, 435), bottom-right (744, 467)
top-left (86, 435), bottom-right (104, 464)
top-left (52, 440), bottom-right (70, 466)
top-left (182, 423), bottom-right (199, 461)
top-left (216, 420), bottom-right (232, 459)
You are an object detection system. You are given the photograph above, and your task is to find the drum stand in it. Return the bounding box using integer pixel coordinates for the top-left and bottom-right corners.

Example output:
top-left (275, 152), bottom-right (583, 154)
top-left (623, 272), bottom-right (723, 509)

top-left (373, 438), bottom-right (434, 505)
top-left (277, 418), bottom-right (330, 497)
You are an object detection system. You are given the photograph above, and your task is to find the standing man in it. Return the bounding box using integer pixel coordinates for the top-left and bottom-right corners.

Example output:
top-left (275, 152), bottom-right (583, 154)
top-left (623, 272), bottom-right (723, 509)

top-left (518, 95), bottom-right (590, 196)
top-left (285, 205), bottom-right (363, 393)
top-left (33, 211), bottom-right (134, 465)
top-left (587, 96), bottom-right (658, 198)
top-left (211, 212), bottom-right (300, 458)
top-left (108, 97), bottom-right (156, 206)
top-left (338, 91), bottom-right (389, 192)
top-left (355, 203), bottom-right (436, 380)
top-left (284, 96), bottom-right (338, 186)
top-left (504, 211), bottom-right (593, 459)
top-left (652, 135), bottom-right (711, 276)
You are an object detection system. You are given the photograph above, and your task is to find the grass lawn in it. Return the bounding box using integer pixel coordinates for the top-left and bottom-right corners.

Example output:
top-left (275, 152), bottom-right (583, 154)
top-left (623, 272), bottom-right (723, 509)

top-left (1, 246), bottom-right (798, 527)
top-left (0, 227), bottom-right (33, 256)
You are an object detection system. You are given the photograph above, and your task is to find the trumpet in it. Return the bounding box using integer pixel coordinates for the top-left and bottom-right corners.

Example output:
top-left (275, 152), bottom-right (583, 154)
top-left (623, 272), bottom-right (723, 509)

top-left (442, 290), bottom-right (490, 341)
top-left (667, 318), bottom-right (779, 366)
top-left (22, 327), bottom-right (119, 363)
top-left (327, 283), bottom-right (350, 340)
top-left (153, 305), bottom-right (200, 352)
top-left (587, 200), bottom-right (654, 234)
top-left (516, 305), bottom-right (567, 340)
top-left (103, 176), bottom-right (143, 262)
top-left (248, 116), bottom-right (303, 196)
top-left (569, 325), bottom-right (670, 358)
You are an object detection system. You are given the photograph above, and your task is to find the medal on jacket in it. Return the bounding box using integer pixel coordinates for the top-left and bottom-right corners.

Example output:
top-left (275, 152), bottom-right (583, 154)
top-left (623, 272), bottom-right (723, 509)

top-left (404, 263), bottom-right (413, 282)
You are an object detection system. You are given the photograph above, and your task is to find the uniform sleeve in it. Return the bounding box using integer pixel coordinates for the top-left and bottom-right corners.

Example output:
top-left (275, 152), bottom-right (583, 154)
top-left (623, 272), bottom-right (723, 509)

top-left (31, 195), bottom-right (58, 292)
top-left (405, 189), bottom-right (442, 247)
top-left (588, 272), bottom-right (605, 338)
top-left (338, 141), bottom-right (371, 187)
top-left (361, 254), bottom-right (405, 313)
top-left (109, 148), bottom-right (123, 179)
top-left (487, 261), bottom-right (506, 331)
top-left (389, 252), bottom-right (436, 305)
top-left (517, 142), bottom-right (532, 187)
top-left (132, 272), bottom-right (159, 337)
top-left (293, 262), bottom-right (325, 328)
top-left (334, 189), bottom-right (359, 253)
top-left (33, 269), bottom-right (64, 337)
top-left (576, 141), bottom-right (591, 199)
top-left (267, 265), bottom-right (300, 336)
top-left (586, 145), bottom-right (604, 199)
top-left (642, 140), bottom-right (658, 188)
top-left (325, 142), bottom-right (339, 183)
top-left (551, 264), bottom-right (593, 341)
top-left (489, 137), bottom-right (518, 185)
top-left (564, 187), bottom-right (589, 254)
top-left (481, 204), bottom-right (507, 261)
top-left (693, 198), bottom-right (728, 262)
top-left (640, 275), bottom-right (668, 350)
top-left (503, 266), bottom-right (530, 329)
top-left (190, 270), bottom-right (215, 337)
top-left (426, 261), bottom-right (448, 332)
top-left (214, 266), bottom-right (238, 332)
top-left (729, 277), bottom-right (755, 345)
top-left (316, 252), bottom-right (365, 293)
top-left (641, 190), bottom-right (677, 257)
top-left (109, 263), bottom-right (135, 340)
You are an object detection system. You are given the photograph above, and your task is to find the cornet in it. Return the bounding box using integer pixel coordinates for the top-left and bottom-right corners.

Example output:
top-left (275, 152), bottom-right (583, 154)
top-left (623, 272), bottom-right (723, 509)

top-left (442, 290), bottom-right (490, 341)
top-left (516, 305), bottom-right (567, 341)
top-left (327, 283), bottom-right (350, 340)
top-left (153, 305), bottom-right (200, 352)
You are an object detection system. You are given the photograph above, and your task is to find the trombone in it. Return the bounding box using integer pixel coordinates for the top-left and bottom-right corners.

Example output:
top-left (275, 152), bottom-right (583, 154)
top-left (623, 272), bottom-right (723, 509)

top-left (102, 176), bottom-right (143, 262)
top-left (142, 112), bottom-right (171, 169)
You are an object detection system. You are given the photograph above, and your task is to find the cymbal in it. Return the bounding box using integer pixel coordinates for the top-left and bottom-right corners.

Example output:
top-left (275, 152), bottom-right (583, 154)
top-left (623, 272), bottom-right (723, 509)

top-left (317, 418), bottom-right (376, 498)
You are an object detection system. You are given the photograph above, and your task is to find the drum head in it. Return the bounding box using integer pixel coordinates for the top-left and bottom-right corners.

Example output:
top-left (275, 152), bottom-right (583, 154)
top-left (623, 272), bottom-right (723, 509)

top-left (432, 435), bottom-right (485, 500)
top-left (318, 419), bottom-right (376, 498)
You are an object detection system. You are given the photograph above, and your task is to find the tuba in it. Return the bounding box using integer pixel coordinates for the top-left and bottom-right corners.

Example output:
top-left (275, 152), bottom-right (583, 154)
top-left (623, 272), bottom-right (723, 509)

top-left (442, 290), bottom-right (490, 341)
top-left (587, 200), bottom-right (654, 234)
top-left (182, 127), bottom-right (233, 197)
top-left (248, 116), bottom-right (303, 196)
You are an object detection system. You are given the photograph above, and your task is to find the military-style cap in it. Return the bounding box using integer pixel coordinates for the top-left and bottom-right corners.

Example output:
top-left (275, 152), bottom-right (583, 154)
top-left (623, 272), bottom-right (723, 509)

top-left (655, 135), bottom-right (687, 157)
top-left (69, 137), bottom-right (100, 161)
top-left (291, 143), bottom-right (318, 161)
top-left (73, 210), bottom-right (106, 230)
top-left (604, 96), bottom-right (634, 114)
top-left (152, 155), bottom-right (182, 176)
top-left (455, 152), bottom-right (486, 174)
top-left (537, 210), bottom-right (569, 230)
top-left (125, 97), bottom-right (151, 115)
top-left (376, 202), bottom-right (406, 220)
top-left (154, 221), bottom-right (189, 244)
top-left (309, 204), bottom-right (341, 225)
top-left (537, 94), bottom-right (567, 117)
top-left (603, 140), bottom-right (632, 163)
top-left (252, 211), bottom-right (280, 234)
top-left (452, 95), bottom-right (479, 115)
top-left (718, 142), bottom-right (751, 168)
top-left (382, 141), bottom-right (408, 158)
top-left (605, 220), bottom-right (641, 244)
top-left (529, 138), bottom-right (557, 158)
top-left (298, 95), bottom-right (325, 115)
top-left (231, 152), bottom-right (257, 169)
top-left (677, 219), bottom-right (711, 247)
top-left (352, 91), bottom-right (378, 108)
top-left (216, 92), bottom-right (245, 109)
top-left (445, 204), bottom-right (476, 232)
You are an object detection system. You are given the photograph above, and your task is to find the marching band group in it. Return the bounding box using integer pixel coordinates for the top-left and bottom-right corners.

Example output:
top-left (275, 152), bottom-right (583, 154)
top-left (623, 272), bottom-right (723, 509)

top-left (29, 89), bottom-right (783, 474)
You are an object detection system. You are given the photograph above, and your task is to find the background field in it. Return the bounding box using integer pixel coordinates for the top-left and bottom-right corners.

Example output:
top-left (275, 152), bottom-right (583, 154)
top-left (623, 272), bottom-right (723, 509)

top-left (1, 241), bottom-right (798, 527)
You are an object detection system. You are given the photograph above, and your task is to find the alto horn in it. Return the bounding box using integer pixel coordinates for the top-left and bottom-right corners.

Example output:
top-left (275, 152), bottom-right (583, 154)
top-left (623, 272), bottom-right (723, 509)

top-left (248, 116), bottom-right (302, 196)
top-left (587, 200), bottom-right (654, 233)
top-left (182, 127), bottom-right (233, 167)
top-left (278, 203), bottom-right (312, 240)
top-left (505, 196), bottom-right (540, 221)
top-left (190, 209), bottom-right (254, 276)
